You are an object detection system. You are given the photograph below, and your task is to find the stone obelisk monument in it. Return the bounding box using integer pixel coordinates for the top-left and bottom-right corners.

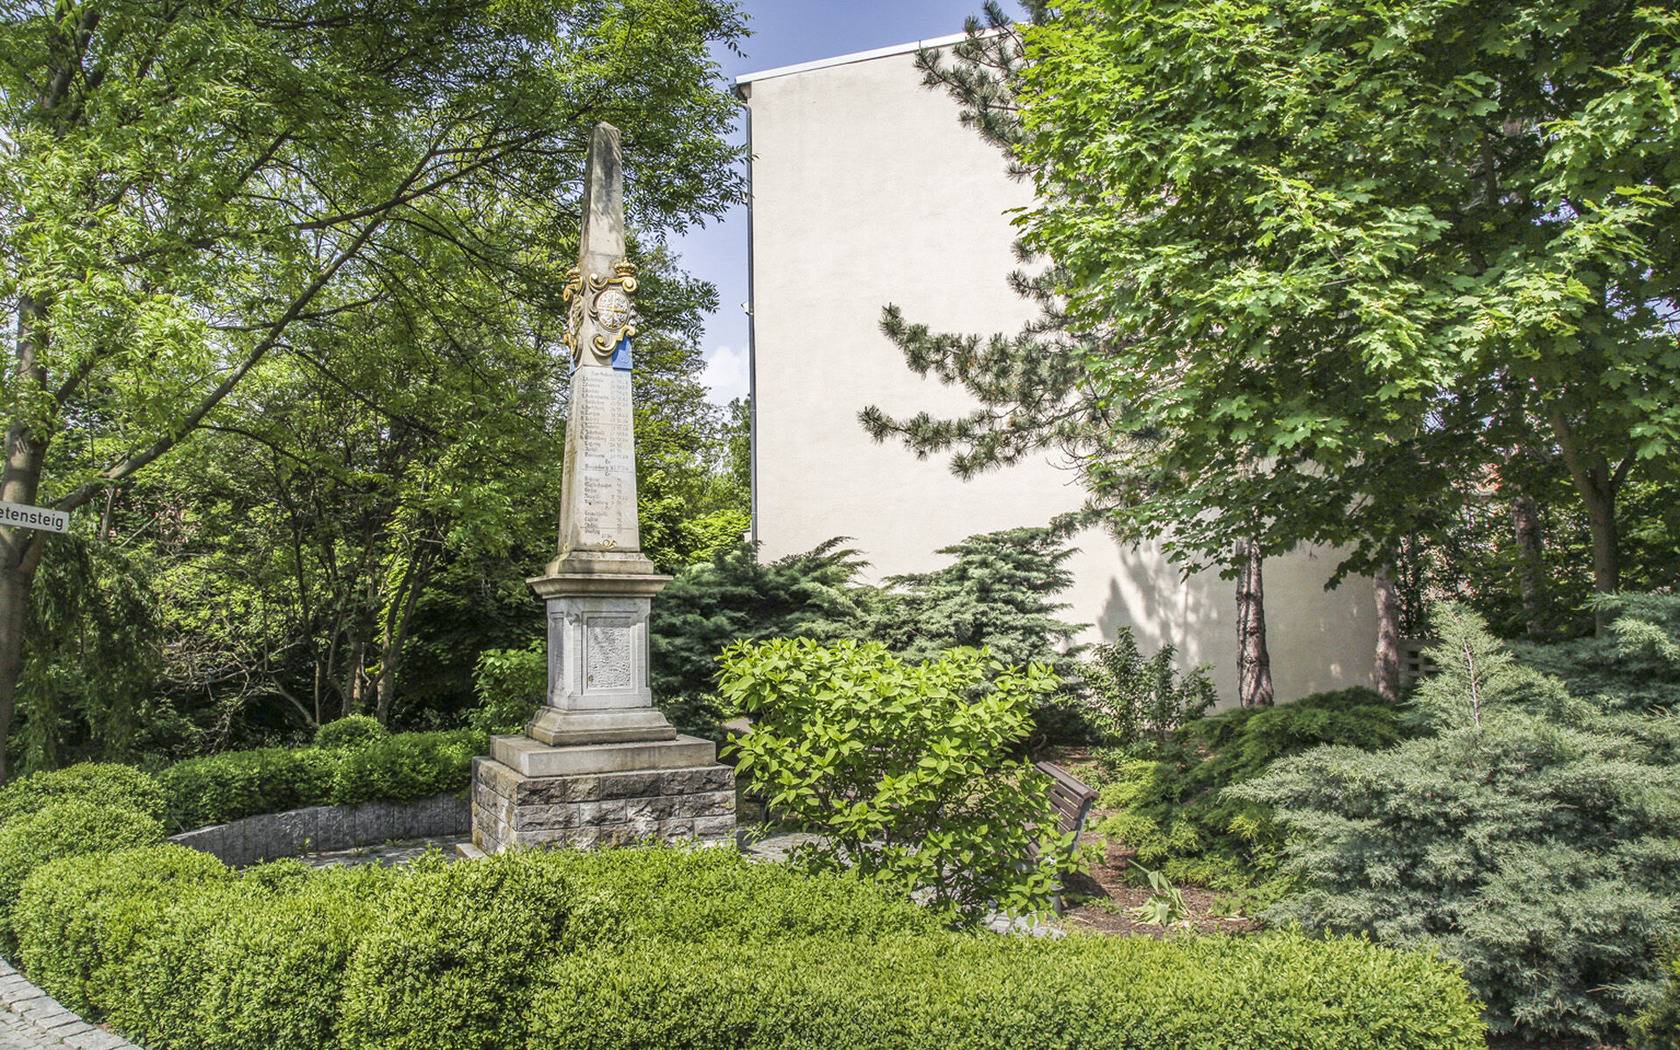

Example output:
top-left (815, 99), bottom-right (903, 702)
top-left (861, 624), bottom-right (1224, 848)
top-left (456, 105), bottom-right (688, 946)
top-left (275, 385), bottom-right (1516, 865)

top-left (469, 123), bottom-right (735, 853)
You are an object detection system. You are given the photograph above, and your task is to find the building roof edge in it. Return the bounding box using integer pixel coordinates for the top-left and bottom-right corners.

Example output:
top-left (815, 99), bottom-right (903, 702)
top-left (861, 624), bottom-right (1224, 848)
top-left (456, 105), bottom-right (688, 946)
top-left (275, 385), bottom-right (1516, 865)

top-left (734, 29), bottom-right (976, 87)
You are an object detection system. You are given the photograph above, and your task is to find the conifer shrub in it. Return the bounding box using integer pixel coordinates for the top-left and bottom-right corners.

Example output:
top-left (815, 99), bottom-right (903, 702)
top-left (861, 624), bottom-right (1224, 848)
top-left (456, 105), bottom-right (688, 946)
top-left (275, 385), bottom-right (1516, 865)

top-left (1236, 604), bottom-right (1680, 1043)
top-left (337, 849), bottom-right (613, 1050)
top-left (649, 539), bottom-right (878, 737)
top-left (0, 761), bottom-right (166, 826)
top-left (872, 527), bottom-right (1086, 677)
top-left (12, 845), bottom-right (233, 1019)
top-left (1514, 592), bottom-right (1680, 714)
top-left (0, 799), bottom-right (164, 953)
top-left (313, 714), bottom-right (390, 751)
top-left (720, 638), bottom-right (1076, 925)
top-left (527, 929), bottom-right (1486, 1050)
top-left (1090, 687), bottom-right (1404, 889)
top-left (1635, 947), bottom-right (1680, 1050)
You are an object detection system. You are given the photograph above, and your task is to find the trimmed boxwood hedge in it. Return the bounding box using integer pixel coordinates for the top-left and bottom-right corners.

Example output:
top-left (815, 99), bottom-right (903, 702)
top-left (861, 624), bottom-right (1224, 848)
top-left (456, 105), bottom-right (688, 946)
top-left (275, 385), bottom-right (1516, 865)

top-left (337, 849), bottom-right (597, 1050)
top-left (156, 729), bottom-right (484, 831)
top-left (8, 838), bottom-right (1492, 1050)
top-left (13, 845), bottom-right (233, 1019)
top-left (535, 843), bottom-right (942, 943)
top-left (0, 762), bottom-right (167, 827)
top-left (531, 931), bottom-right (1488, 1050)
top-left (156, 864), bottom-right (398, 1050)
top-left (0, 800), bottom-right (164, 954)
top-left (3, 768), bottom-right (1493, 1050)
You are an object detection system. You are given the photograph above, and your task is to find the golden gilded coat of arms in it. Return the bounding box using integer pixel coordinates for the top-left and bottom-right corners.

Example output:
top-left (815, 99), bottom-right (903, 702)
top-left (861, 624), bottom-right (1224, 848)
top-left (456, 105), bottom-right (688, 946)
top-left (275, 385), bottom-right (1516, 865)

top-left (562, 260), bottom-right (638, 365)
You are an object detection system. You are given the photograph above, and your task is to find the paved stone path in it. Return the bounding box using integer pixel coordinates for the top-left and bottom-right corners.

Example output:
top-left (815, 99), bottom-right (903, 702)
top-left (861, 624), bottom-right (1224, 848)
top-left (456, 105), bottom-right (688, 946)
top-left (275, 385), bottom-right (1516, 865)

top-left (0, 962), bottom-right (136, 1050)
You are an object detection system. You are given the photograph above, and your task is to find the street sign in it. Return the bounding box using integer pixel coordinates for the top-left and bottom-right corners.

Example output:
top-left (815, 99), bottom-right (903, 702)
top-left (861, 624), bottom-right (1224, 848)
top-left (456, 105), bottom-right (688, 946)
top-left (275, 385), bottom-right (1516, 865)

top-left (0, 501), bottom-right (69, 534)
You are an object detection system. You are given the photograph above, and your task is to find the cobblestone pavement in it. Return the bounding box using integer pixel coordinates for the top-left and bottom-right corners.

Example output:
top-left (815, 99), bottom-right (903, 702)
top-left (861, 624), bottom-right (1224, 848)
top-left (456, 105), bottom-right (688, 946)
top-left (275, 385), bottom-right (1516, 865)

top-left (0, 962), bottom-right (136, 1050)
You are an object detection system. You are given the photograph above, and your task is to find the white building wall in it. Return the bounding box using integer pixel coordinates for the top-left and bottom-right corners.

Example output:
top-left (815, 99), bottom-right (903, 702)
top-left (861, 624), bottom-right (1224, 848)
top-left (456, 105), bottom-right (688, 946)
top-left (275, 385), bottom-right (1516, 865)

top-left (740, 43), bottom-right (1376, 704)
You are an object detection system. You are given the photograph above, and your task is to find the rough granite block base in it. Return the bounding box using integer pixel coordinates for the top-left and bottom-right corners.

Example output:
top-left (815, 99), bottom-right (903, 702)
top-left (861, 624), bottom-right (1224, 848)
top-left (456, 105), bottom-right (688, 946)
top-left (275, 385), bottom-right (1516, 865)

top-left (471, 741), bottom-right (735, 853)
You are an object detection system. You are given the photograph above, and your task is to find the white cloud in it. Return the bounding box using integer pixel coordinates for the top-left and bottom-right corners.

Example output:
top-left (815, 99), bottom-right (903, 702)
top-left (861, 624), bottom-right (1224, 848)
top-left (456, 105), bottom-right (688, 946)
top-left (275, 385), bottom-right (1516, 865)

top-left (701, 343), bottom-right (750, 405)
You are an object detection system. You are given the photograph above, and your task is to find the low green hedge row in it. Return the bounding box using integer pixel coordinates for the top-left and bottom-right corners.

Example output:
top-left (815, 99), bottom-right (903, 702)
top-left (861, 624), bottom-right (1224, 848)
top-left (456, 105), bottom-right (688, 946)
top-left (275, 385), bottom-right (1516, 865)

top-left (0, 763), bottom-right (167, 826)
top-left (11, 843), bottom-right (941, 1050)
top-left (534, 932), bottom-right (1487, 1050)
top-left (0, 740), bottom-right (483, 840)
top-left (155, 729), bottom-right (483, 832)
top-left (0, 764), bottom-right (1490, 1050)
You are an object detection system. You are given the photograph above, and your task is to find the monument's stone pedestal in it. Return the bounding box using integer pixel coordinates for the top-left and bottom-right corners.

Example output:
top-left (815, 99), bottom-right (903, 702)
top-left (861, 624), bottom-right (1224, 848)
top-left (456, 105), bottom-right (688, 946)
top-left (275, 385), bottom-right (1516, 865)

top-left (471, 735), bottom-right (735, 853)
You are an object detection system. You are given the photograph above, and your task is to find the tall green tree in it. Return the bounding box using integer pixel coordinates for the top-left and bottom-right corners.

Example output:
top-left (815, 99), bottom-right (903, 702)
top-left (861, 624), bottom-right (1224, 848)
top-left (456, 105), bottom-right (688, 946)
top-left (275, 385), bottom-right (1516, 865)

top-left (1016, 0), bottom-right (1680, 611)
top-left (126, 241), bottom-right (731, 745)
top-left (0, 0), bottom-right (746, 776)
top-left (862, 4), bottom-right (1279, 705)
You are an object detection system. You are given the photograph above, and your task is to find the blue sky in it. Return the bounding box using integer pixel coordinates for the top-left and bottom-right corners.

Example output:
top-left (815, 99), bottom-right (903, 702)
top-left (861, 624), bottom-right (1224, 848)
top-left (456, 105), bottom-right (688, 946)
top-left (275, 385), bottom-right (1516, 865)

top-left (669, 0), bottom-right (991, 404)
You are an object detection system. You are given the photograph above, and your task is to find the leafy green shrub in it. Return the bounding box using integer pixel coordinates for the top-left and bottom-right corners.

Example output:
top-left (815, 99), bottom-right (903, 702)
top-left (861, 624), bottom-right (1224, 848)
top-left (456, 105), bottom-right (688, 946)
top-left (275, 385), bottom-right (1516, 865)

top-left (328, 729), bottom-right (481, 805)
top-left (109, 859), bottom-right (332, 1049)
top-left (0, 761), bottom-right (166, 826)
top-left (1236, 604), bottom-right (1680, 1042)
top-left (13, 845), bottom-right (233, 1019)
top-left (191, 864), bottom-right (397, 1050)
top-left (1635, 946), bottom-right (1680, 1050)
top-left (0, 799), bottom-right (165, 952)
top-left (157, 746), bottom-right (337, 831)
top-left (469, 645), bottom-right (545, 735)
top-left (157, 730), bottom-right (483, 831)
top-left (337, 849), bottom-right (611, 1050)
top-left (542, 843), bottom-right (941, 943)
top-left (1090, 686), bottom-right (1403, 889)
top-left (313, 714), bottom-right (390, 751)
top-left (720, 638), bottom-right (1074, 925)
top-left (528, 929), bottom-right (1486, 1050)
top-left (1080, 627), bottom-right (1218, 752)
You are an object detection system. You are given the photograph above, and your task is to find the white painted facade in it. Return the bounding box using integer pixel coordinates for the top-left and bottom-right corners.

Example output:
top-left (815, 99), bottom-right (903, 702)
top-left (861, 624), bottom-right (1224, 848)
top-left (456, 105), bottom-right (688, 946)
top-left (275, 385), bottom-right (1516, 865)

top-left (737, 40), bottom-right (1377, 704)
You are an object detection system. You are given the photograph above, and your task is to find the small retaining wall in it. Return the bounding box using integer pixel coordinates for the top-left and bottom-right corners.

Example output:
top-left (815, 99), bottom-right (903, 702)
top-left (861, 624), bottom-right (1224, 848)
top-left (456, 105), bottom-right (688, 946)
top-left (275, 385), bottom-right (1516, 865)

top-left (169, 792), bottom-right (469, 867)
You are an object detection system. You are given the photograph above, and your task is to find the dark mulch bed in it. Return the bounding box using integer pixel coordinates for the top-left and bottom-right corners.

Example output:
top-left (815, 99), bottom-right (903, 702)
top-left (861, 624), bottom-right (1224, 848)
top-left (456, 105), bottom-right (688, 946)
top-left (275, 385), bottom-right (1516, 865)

top-left (1058, 840), bottom-right (1259, 939)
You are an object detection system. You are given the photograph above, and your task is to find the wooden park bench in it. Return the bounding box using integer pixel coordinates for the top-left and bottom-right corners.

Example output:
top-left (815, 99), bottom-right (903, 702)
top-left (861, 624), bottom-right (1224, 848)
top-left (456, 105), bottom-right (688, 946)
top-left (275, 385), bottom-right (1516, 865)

top-left (1033, 760), bottom-right (1098, 913)
top-left (1036, 759), bottom-right (1099, 850)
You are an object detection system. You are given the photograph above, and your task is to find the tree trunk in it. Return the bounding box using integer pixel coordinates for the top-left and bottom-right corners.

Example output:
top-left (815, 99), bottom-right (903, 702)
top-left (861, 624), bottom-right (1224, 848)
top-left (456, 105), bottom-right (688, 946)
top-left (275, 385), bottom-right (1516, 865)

top-left (373, 549), bottom-right (432, 726)
top-left (0, 293), bottom-right (55, 782)
top-left (1549, 415), bottom-right (1625, 632)
top-left (1509, 492), bottom-right (1546, 636)
top-left (1581, 490), bottom-right (1620, 597)
top-left (1235, 536), bottom-right (1274, 708)
top-left (1373, 565), bottom-right (1400, 700)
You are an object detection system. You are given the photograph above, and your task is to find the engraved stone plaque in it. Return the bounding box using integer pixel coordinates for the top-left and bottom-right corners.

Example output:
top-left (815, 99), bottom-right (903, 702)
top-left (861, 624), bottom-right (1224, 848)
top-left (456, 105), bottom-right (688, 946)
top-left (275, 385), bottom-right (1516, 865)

top-left (586, 619), bottom-right (634, 690)
top-left (565, 368), bottom-right (638, 552)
